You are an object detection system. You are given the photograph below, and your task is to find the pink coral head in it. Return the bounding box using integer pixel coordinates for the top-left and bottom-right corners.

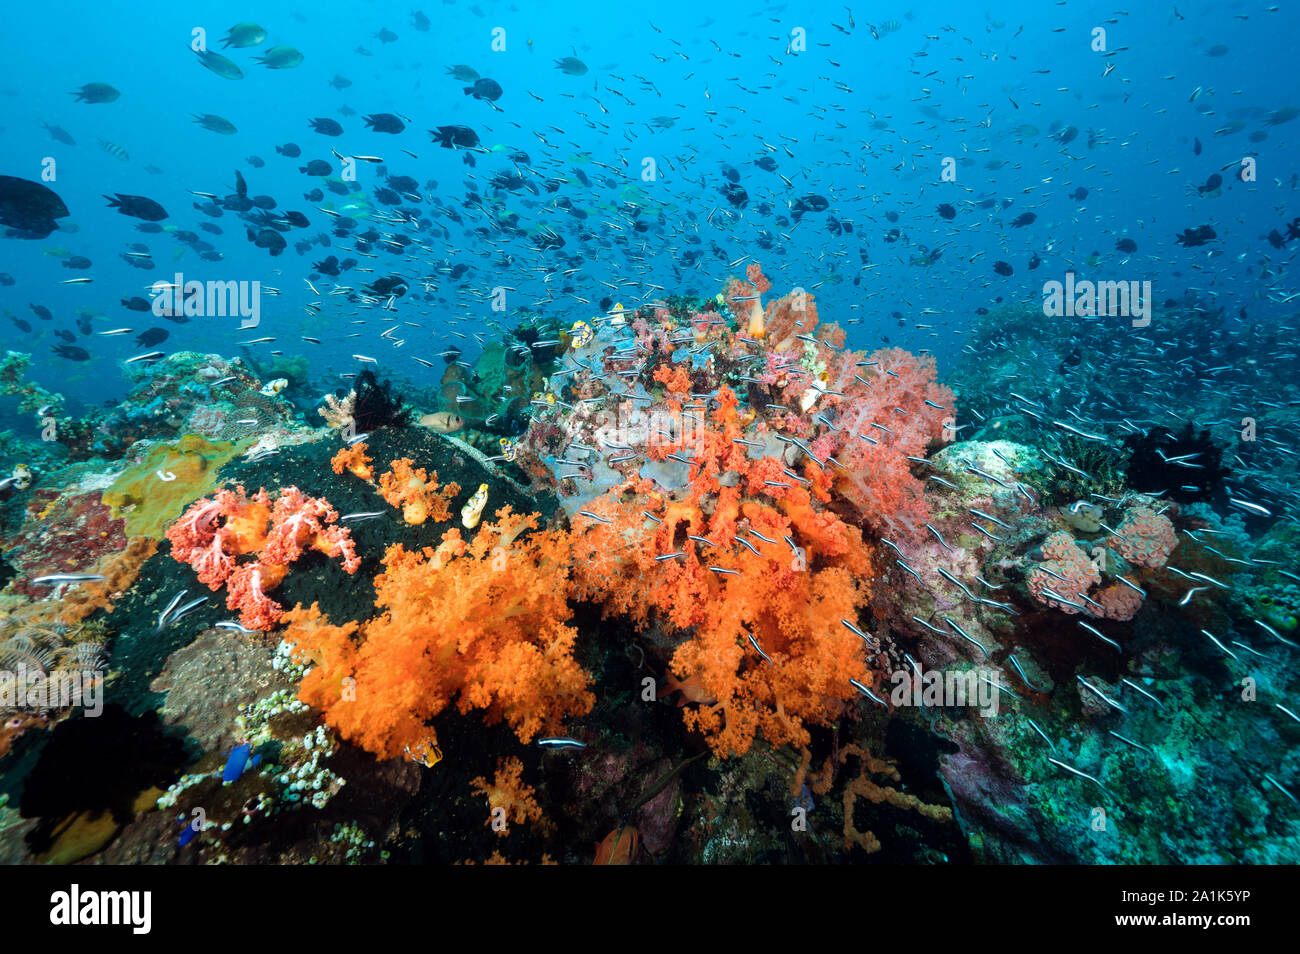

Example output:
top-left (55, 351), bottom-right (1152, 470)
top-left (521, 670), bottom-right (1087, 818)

top-left (1096, 584), bottom-right (1142, 621)
top-left (1028, 531), bottom-right (1101, 614)
top-left (262, 486), bottom-right (346, 566)
top-left (165, 498), bottom-right (223, 560)
top-left (192, 529), bottom-right (237, 589)
top-left (1110, 506), bottom-right (1176, 569)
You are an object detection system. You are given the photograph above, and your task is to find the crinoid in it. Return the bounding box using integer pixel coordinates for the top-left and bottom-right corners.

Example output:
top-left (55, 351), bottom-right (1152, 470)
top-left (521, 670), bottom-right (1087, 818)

top-left (1, 623), bottom-right (103, 716)
top-left (51, 641), bottom-right (106, 673)
top-left (0, 633), bottom-right (57, 677)
top-left (1122, 422), bottom-right (1229, 505)
top-left (1042, 435), bottom-right (1129, 506)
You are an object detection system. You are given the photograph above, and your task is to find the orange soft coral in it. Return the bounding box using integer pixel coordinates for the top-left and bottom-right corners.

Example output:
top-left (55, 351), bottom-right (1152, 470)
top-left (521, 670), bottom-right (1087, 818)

top-left (376, 457), bottom-right (460, 525)
top-left (652, 361), bottom-right (692, 396)
top-left (567, 387), bottom-right (878, 757)
top-left (469, 756), bottom-right (547, 836)
top-left (282, 507), bottom-right (592, 761)
top-left (839, 743), bottom-right (953, 854)
top-left (49, 536), bottom-right (158, 625)
top-left (330, 442), bottom-right (374, 482)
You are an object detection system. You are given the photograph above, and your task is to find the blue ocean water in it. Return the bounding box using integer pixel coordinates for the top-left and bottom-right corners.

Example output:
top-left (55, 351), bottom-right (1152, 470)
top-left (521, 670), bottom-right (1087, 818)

top-left (2, 0), bottom-right (1296, 423)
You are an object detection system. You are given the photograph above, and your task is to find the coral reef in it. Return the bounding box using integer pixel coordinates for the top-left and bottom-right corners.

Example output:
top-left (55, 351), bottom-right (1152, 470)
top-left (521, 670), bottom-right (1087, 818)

top-left (1, 269), bottom-right (1295, 869)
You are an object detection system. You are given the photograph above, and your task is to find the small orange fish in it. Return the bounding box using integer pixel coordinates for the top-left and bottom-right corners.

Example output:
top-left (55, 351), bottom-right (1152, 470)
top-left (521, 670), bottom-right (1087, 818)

top-left (593, 826), bottom-right (640, 865)
top-left (657, 671), bottom-right (717, 707)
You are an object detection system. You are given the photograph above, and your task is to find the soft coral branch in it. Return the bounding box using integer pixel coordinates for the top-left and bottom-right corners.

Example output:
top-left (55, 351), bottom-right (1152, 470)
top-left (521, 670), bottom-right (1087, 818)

top-left (166, 484), bottom-right (359, 630)
top-left (282, 507), bottom-right (592, 761)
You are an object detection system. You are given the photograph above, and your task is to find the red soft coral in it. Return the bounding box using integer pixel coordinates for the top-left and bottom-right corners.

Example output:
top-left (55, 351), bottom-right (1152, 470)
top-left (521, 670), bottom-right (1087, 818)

top-left (226, 561), bottom-right (288, 630)
top-left (191, 529), bottom-right (236, 589)
top-left (261, 485), bottom-right (355, 568)
top-left (165, 498), bottom-right (223, 566)
top-left (166, 485), bottom-right (359, 630)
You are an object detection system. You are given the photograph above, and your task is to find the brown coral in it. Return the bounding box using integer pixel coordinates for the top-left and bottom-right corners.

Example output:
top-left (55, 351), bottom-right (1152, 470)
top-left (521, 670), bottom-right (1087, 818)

top-left (839, 743), bottom-right (952, 855)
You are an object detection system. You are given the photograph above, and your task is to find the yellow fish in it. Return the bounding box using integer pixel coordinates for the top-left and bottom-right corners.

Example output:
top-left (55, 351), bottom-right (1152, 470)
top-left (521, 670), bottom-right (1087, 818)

top-left (403, 740), bottom-right (443, 767)
top-left (498, 437), bottom-right (516, 462)
top-left (98, 139), bottom-right (129, 162)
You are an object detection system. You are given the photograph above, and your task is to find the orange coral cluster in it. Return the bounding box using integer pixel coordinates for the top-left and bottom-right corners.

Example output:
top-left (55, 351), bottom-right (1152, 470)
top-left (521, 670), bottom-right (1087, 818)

top-left (51, 537), bottom-right (158, 626)
top-left (376, 457), bottom-right (460, 525)
top-left (282, 507), bottom-right (592, 761)
top-left (567, 385), bottom-right (878, 757)
top-left (330, 442), bottom-right (374, 482)
top-left (839, 743), bottom-right (953, 854)
top-left (469, 756), bottom-right (547, 836)
top-left (652, 361), bottom-right (693, 396)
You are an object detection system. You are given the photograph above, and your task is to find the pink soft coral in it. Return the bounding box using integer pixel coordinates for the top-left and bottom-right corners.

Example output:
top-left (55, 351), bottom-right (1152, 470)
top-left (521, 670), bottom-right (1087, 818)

top-left (166, 485), bottom-right (359, 630)
top-left (262, 486), bottom-right (359, 571)
top-left (823, 348), bottom-right (954, 540)
top-left (226, 561), bottom-right (289, 630)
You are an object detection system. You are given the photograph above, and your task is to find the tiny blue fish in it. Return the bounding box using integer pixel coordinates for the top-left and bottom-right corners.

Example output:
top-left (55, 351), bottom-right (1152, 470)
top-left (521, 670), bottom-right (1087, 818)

top-left (222, 742), bottom-right (261, 783)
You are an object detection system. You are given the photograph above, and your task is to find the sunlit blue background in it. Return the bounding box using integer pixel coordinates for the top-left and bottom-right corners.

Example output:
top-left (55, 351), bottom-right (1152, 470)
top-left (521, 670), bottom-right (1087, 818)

top-left (1, 0), bottom-right (1296, 428)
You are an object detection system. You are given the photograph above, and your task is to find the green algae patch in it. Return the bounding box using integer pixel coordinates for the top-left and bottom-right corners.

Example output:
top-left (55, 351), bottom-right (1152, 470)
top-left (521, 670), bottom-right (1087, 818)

top-left (102, 434), bottom-right (249, 539)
